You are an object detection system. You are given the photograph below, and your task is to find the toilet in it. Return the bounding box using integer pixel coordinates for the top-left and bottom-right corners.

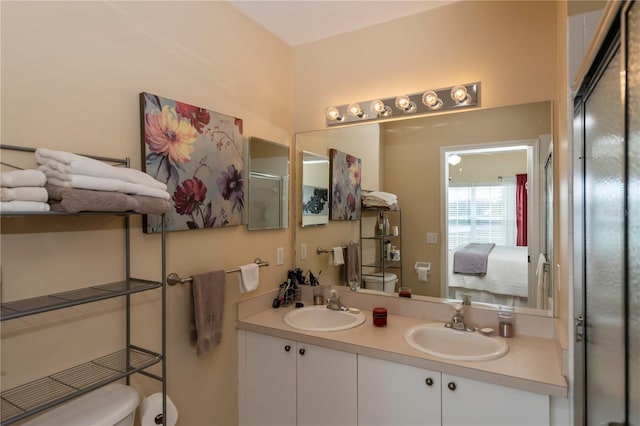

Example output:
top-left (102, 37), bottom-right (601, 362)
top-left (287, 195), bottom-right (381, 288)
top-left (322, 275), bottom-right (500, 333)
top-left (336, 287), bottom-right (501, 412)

top-left (363, 272), bottom-right (397, 293)
top-left (23, 383), bottom-right (140, 426)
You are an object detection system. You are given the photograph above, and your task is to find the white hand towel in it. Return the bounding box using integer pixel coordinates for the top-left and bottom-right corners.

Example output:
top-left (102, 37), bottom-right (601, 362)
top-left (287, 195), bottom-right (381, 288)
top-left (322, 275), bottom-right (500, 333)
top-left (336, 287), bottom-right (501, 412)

top-left (35, 148), bottom-right (167, 190)
top-left (239, 263), bottom-right (259, 293)
top-left (0, 200), bottom-right (50, 212)
top-left (1, 187), bottom-right (48, 202)
top-left (1, 169), bottom-right (46, 188)
top-left (331, 246), bottom-right (345, 266)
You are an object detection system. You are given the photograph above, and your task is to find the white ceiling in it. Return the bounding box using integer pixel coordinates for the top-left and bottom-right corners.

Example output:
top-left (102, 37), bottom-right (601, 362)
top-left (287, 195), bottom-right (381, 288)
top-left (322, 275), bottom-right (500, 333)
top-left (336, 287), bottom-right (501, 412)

top-left (227, 1), bottom-right (456, 46)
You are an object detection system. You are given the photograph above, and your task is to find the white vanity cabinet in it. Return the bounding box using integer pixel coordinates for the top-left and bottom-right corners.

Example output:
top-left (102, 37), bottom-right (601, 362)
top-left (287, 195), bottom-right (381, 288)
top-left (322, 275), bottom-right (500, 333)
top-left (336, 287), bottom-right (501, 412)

top-left (441, 373), bottom-right (549, 426)
top-left (358, 356), bottom-right (550, 426)
top-left (239, 330), bottom-right (357, 426)
top-left (358, 355), bottom-right (441, 426)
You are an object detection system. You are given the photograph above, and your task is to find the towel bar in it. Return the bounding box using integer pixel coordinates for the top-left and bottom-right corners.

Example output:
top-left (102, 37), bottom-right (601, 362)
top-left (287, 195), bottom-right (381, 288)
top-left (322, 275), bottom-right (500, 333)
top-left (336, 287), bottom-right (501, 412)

top-left (167, 258), bottom-right (269, 286)
top-left (317, 242), bottom-right (358, 255)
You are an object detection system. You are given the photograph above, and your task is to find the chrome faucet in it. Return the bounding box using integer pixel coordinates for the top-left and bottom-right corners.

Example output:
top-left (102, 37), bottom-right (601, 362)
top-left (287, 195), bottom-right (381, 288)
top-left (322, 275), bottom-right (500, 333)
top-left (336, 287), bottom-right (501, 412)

top-left (445, 304), bottom-right (475, 332)
top-left (326, 290), bottom-right (349, 311)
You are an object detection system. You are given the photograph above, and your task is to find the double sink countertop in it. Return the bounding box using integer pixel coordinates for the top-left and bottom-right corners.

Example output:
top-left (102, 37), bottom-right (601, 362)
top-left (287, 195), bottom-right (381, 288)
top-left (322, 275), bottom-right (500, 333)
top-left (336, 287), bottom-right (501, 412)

top-left (236, 288), bottom-right (568, 398)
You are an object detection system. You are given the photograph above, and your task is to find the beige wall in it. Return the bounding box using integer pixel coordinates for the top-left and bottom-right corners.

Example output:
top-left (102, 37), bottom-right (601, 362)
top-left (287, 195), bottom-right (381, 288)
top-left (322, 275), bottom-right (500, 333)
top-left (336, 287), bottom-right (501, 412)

top-left (1, 1), bottom-right (574, 425)
top-left (292, 0), bottom-right (558, 133)
top-left (1, 2), bottom-right (291, 425)
top-left (292, 0), bottom-right (563, 301)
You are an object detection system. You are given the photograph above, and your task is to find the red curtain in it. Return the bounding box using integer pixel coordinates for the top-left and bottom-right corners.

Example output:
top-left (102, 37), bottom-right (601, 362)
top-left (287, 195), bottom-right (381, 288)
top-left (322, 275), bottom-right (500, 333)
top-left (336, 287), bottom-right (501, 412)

top-left (516, 173), bottom-right (528, 246)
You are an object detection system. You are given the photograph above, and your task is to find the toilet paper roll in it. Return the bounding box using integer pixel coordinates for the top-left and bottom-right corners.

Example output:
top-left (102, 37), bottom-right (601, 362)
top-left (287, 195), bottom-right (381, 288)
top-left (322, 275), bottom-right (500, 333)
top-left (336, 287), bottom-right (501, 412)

top-left (139, 392), bottom-right (178, 426)
top-left (417, 267), bottom-right (429, 282)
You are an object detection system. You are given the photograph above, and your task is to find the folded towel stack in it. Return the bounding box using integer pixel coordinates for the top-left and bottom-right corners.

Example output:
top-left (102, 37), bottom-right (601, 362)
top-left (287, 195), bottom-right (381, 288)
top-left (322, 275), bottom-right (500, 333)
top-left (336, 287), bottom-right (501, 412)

top-left (35, 148), bottom-right (171, 214)
top-left (362, 191), bottom-right (399, 209)
top-left (0, 169), bottom-right (50, 212)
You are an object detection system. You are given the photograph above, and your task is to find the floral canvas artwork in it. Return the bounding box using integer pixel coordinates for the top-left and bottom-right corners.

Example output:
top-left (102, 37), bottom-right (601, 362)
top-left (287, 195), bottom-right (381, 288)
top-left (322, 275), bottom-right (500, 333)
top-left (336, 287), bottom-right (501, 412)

top-left (140, 93), bottom-right (244, 232)
top-left (329, 148), bottom-right (362, 221)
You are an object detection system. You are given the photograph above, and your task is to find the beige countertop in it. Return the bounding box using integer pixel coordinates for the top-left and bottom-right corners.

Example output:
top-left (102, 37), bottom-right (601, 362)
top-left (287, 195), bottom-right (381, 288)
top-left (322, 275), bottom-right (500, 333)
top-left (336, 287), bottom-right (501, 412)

top-left (237, 299), bottom-right (568, 398)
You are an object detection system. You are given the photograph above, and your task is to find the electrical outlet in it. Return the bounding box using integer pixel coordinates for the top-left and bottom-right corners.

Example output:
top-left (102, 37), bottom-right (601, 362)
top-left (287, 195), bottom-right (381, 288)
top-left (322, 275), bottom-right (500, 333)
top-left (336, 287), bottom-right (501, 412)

top-left (276, 247), bottom-right (284, 265)
top-left (300, 243), bottom-right (307, 260)
top-left (426, 233), bottom-right (438, 244)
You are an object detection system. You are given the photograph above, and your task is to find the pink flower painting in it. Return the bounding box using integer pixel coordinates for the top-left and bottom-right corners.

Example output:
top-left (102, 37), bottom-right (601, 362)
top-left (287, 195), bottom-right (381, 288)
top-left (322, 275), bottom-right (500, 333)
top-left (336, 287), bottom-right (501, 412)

top-left (141, 93), bottom-right (244, 232)
top-left (329, 148), bottom-right (362, 221)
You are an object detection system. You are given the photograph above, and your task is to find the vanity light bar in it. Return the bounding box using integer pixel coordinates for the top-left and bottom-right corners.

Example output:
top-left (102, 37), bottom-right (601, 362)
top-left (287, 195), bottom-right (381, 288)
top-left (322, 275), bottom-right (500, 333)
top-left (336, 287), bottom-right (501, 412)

top-left (325, 82), bottom-right (480, 127)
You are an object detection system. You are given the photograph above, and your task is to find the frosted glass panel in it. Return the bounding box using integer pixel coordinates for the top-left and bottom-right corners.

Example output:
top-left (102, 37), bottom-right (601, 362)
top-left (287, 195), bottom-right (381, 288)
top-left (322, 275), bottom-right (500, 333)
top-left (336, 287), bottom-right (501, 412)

top-left (627, 2), bottom-right (640, 423)
top-left (584, 48), bottom-right (625, 425)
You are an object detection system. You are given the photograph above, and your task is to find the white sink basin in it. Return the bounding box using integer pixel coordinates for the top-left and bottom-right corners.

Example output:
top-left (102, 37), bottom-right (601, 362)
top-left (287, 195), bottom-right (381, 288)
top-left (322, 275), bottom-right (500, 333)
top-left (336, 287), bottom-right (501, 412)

top-left (404, 323), bottom-right (508, 361)
top-left (284, 306), bottom-right (365, 332)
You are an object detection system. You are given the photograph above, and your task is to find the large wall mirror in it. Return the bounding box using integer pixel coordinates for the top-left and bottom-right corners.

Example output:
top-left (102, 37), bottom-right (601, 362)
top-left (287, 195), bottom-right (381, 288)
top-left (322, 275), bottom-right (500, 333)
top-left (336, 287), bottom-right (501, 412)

top-left (294, 101), bottom-right (554, 315)
top-left (247, 137), bottom-right (289, 230)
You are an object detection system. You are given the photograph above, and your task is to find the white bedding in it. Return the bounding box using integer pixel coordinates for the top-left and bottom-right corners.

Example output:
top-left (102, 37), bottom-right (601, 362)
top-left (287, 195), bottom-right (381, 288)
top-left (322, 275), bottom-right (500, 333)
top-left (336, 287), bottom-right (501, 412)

top-left (447, 245), bottom-right (528, 298)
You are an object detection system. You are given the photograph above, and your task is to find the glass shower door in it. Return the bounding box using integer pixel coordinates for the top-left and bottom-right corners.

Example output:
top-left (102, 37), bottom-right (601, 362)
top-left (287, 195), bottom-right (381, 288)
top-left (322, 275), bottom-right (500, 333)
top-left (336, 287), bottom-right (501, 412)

top-left (583, 46), bottom-right (625, 425)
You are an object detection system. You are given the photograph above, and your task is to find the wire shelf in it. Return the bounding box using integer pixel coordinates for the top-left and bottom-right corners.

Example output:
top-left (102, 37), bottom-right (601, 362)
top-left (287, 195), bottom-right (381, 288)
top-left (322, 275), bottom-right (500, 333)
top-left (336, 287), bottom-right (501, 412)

top-left (0, 347), bottom-right (162, 425)
top-left (1, 279), bottom-right (162, 321)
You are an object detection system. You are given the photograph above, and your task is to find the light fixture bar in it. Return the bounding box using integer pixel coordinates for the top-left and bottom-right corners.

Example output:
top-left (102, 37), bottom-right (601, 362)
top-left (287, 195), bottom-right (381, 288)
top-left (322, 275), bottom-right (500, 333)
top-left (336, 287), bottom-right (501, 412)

top-left (325, 82), bottom-right (480, 127)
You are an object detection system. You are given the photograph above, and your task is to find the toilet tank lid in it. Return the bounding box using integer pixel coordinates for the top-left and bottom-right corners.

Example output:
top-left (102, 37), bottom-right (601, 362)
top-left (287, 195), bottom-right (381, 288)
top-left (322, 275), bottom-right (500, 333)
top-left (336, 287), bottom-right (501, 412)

top-left (23, 384), bottom-right (140, 426)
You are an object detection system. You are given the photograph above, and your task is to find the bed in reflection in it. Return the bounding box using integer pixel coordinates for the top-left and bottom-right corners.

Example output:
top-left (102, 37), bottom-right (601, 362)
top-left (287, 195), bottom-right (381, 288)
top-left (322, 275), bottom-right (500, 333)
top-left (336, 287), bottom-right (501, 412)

top-left (447, 244), bottom-right (529, 306)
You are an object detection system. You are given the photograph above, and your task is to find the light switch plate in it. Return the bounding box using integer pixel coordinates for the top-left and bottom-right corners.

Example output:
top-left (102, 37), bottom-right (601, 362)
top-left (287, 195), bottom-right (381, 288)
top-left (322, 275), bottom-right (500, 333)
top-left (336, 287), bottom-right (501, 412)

top-left (427, 233), bottom-right (438, 244)
top-left (276, 247), bottom-right (284, 265)
top-left (300, 243), bottom-right (307, 260)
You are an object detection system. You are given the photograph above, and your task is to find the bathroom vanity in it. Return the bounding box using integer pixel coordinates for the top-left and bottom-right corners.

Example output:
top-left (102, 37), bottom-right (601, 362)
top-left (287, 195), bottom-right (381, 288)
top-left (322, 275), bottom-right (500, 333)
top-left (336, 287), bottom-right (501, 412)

top-left (237, 290), bottom-right (567, 426)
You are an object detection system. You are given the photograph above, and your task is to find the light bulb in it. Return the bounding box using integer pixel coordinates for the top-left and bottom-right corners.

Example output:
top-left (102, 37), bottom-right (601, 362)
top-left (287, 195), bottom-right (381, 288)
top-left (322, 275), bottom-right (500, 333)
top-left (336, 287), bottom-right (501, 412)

top-left (371, 100), bottom-right (392, 117)
top-left (395, 96), bottom-right (416, 113)
top-left (395, 95), bottom-right (411, 110)
top-left (422, 91), bottom-right (442, 109)
top-left (451, 86), bottom-right (469, 104)
top-left (371, 99), bottom-right (385, 113)
top-left (347, 103), bottom-right (365, 118)
top-left (326, 106), bottom-right (343, 121)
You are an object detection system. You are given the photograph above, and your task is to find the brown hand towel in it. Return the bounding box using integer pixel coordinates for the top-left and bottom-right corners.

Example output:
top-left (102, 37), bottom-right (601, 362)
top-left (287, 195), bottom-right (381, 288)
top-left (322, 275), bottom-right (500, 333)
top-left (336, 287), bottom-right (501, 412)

top-left (346, 242), bottom-right (360, 284)
top-left (190, 270), bottom-right (226, 356)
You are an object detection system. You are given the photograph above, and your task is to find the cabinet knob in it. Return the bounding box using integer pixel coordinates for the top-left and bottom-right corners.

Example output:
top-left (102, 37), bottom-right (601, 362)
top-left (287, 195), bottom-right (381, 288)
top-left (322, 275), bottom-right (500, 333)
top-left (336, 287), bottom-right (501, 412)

top-left (425, 378), bottom-right (434, 386)
top-left (284, 345), bottom-right (291, 352)
top-left (448, 382), bottom-right (457, 391)
top-left (299, 348), bottom-right (306, 355)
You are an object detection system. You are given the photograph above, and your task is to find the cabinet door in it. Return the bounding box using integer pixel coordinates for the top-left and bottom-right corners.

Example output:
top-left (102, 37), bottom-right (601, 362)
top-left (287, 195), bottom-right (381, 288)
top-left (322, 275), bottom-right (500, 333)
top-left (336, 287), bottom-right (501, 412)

top-left (357, 355), bottom-right (441, 426)
top-left (441, 373), bottom-right (549, 426)
top-left (296, 342), bottom-right (357, 426)
top-left (244, 331), bottom-right (297, 426)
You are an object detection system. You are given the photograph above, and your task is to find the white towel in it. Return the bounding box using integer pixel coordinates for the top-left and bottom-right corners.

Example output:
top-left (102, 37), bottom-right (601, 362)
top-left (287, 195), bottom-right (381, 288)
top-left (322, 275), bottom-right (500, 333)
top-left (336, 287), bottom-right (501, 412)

top-left (35, 148), bottom-right (167, 190)
top-left (536, 253), bottom-right (547, 309)
top-left (331, 246), bottom-right (345, 266)
top-left (0, 169), bottom-right (46, 188)
top-left (239, 263), bottom-right (259, 293)
top-left (40, 167), bottom-right (170, 200)
top-left (0, 200), bottom-right (50, 212)
top-left (1, 187), bottom-right (48, 202)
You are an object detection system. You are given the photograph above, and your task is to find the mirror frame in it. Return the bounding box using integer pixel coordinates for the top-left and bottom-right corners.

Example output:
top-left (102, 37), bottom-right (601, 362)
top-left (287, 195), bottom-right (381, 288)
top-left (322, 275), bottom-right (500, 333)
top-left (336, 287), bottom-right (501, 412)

top-left (247, 136), bottom-right (290, 231)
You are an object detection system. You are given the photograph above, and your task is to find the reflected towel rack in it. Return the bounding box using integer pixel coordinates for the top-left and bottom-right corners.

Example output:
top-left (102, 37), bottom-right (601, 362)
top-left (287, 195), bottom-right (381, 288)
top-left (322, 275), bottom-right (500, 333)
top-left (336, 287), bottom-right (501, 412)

top-left (167, 258), bottom-right (269, 286)
top-left (317, 242), bottom-right (358, 255)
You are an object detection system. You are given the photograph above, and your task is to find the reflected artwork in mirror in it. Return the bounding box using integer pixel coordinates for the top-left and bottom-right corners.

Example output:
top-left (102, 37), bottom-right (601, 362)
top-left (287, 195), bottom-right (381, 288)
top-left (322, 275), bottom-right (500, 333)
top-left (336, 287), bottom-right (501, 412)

top-left (301, 151), bottom-right (329, 227)
top-left (247, 137), bottom-right (289, 231)
top-left (294, 101), bottom-right (554, 315)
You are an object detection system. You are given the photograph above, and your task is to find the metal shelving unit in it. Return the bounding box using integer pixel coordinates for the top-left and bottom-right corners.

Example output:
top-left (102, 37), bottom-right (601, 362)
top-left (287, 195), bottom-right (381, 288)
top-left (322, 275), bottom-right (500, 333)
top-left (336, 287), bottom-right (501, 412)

top-left (0, 213), bottom-right (167, 426)
top-left (0, 145), bottom-right (167, 426)
top-left (359, 208), bottom-right (402, 290)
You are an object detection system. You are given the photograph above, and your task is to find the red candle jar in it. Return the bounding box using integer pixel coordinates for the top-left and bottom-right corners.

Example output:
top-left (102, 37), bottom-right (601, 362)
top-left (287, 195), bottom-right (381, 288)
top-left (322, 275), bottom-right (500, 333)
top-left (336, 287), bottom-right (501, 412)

top-left (372, 307), bottom-right (388, 327)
